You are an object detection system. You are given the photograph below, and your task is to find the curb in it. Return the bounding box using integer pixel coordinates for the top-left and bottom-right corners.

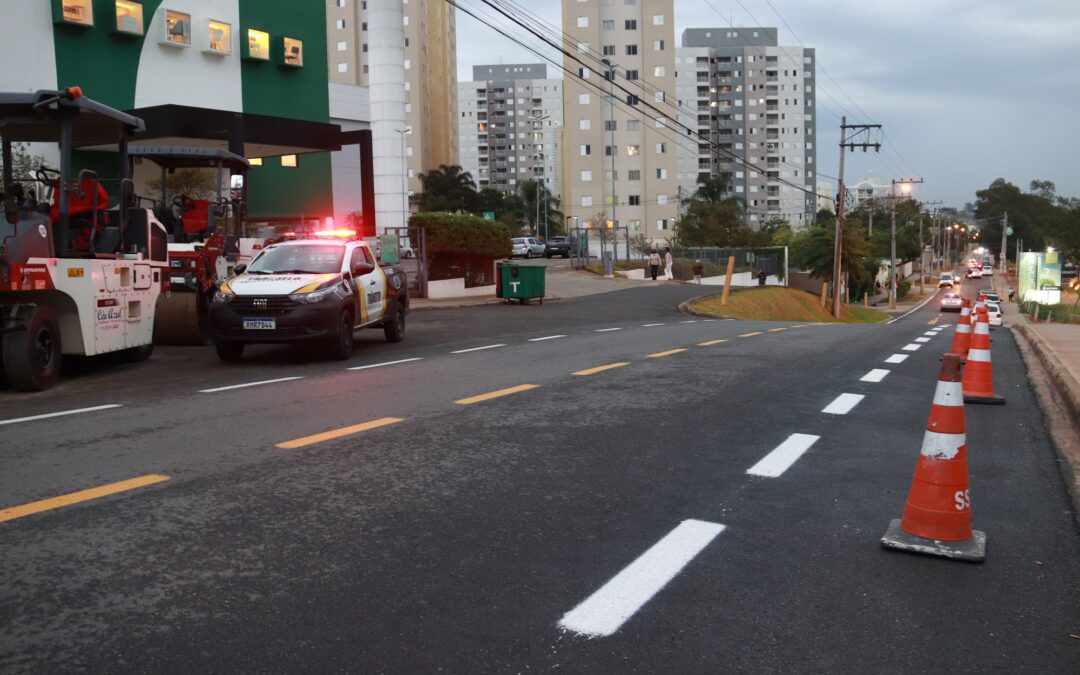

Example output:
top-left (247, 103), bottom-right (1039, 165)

top-left (410, 295), bottom-right (563, 312)
top-left (1011, 324), bottom-right (1080, 525)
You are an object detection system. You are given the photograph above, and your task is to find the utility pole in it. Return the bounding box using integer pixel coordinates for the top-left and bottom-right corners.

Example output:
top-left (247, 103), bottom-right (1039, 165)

top-left (889, 178), bottom-right (923, 309)
top-left (917, 201), bottom-right (942, 295)
top-left (1000, 211), bottom-right (1008, 275)
top-left (835, 117), bottom-right (882, 318)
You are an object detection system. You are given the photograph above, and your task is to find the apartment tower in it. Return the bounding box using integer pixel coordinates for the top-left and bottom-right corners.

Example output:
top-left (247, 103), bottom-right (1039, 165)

top-left (561, 0), bottom-right (678, 244)
top-left (327, 0), bottom-right (458, 201)
top-left (457, 64), bottom-right (562, 198)
top-left (676, 27), bottom-right (817, 226)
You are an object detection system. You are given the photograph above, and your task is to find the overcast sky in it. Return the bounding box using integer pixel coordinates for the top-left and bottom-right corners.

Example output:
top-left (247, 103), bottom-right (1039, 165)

top-left (453, 0), bottom-right (1080, 210)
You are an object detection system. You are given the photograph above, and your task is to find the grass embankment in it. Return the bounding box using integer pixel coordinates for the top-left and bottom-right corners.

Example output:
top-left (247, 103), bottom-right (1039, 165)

top-left (687, 286), bottom-right (890, 324)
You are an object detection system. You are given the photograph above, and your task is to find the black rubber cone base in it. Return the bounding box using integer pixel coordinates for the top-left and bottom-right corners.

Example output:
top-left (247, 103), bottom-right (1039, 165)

top-left (963, 393), bottom-right (1006, 405)
top-left (881, 519), bottom-right (987, 562)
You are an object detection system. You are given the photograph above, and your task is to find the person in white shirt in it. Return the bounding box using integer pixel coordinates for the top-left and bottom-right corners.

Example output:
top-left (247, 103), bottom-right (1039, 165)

top-left (663, 247), bottom-right (674, 280)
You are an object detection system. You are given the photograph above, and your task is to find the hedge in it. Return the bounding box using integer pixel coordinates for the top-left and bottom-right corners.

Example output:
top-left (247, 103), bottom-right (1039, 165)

top-left (409, 212), bottom-right (511, 257)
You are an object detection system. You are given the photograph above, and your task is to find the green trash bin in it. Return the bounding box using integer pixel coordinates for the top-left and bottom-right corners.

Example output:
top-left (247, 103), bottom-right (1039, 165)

top-left (498, 262), bottom-right (545, 304)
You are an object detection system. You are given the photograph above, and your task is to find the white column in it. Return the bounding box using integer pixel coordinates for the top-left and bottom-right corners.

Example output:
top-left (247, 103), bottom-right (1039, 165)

top-left (368, 0), bottom-right (407, 234)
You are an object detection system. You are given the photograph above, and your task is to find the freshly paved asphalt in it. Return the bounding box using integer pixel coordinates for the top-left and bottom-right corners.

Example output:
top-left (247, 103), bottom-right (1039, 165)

top-left (1, 281), bottom-right (1078, 673)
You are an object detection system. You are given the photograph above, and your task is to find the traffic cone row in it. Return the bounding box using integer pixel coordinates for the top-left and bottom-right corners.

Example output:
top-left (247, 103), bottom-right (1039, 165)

top-left (947, 299), bottom-right (973, 358)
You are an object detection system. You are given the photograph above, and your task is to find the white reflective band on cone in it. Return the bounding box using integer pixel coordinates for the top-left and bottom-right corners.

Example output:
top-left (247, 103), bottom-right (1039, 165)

top-left (957, 323), bottom-right (972, 333)
top-left (967, 348), bottom-right (992, 362)
top-left (920, 430), bottom-right (966, 460)
top-left (932, 380), bottom-right (965, 407)
top-left (973, 322), bottom-right (990, 335)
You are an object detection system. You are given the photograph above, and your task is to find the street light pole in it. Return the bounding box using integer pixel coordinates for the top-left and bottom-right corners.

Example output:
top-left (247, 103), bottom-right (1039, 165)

top-left (601, 58), bottom-right (617, 234)
top-left (530, 114), bottom-right (550, 238)
top-left (396, 126), bottom-right (412, 230)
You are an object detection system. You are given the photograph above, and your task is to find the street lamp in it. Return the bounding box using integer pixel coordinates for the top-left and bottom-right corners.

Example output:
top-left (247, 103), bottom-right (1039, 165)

top-left (601, 58), bottom-right (618, 239)
top-left (529, 113), bottom-right (550, 238)
top-left (396, 125), bottom-right (412, 230)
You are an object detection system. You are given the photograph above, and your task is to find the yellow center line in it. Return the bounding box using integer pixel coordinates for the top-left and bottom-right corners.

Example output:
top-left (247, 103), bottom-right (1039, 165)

top-left (647, 348), bottom-right (687, 358)
top-left (455, 384), bottom-right (540, 405)
top-left (276, 417), bottom-right (404, 449)
top-left (0, 474), bottom-right (170, 524)
top-left (573, 362), bottom-right (631, 376)
top-left (767, 327), bottom-right (788, 332)
top-left (698, 339), bottom-right (729, 347)
top-left (738, 331), bottom-right (764, 338)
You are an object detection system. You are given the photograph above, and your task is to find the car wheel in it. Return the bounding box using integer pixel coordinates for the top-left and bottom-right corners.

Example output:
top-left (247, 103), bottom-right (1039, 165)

top-left (215, 340), bottom-right (244, 362)
top-left (329, 310), bottom-right (355, 360)
top-left (2, 307), bottom-right (62, 391)
top-left (384, 305), bottom-right (405, 343)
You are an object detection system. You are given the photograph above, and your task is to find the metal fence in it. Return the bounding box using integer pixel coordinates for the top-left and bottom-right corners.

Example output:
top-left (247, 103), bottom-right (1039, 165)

top-left (673, 246), bottom-right (786, 277)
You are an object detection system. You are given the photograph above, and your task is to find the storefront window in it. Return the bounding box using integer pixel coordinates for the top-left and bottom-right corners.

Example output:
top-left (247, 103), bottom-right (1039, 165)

top-left (246, 28), bottom-right (270, 60)
top-left (282, 37), bottom-right (304, 67)
top-left (56, 0), bottom-right (94, 26)
top-left (206, 20), bottom-right (231, 54)
top-left (280, 155), bottom-right (298, 168)
top-left (163, 9), bottom-right (191, 46)
top-left (114, 1), bottom-right (143, 35)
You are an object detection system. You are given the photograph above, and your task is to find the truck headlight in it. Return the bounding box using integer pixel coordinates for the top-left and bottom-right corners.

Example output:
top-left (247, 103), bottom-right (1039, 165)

top-left (212, 290), bottom-right (234, 304)
top-left (290, 286), bottom-right (338, 304)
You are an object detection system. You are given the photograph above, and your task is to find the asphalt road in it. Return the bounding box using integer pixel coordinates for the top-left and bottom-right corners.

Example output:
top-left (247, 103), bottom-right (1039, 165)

top-left (1, 281), bottom-right (1078, 673)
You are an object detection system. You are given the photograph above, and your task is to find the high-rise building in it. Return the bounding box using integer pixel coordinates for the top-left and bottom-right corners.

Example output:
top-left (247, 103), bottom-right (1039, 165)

top-left (561, 0), bottom-right (678, 244)
top-left (326, 0), bottom-right (457, 201)
top-left (676, 27), bottom-right (817, 227)
top-left (457, 64), bottom-right (562, 199)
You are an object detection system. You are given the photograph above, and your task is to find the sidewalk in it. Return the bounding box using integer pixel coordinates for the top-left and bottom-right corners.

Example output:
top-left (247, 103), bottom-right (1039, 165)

top-left (998, 273), bottom-right (1080, 523)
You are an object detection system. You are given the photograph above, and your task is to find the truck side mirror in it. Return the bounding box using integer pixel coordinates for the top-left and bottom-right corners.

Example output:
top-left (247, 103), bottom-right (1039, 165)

top-left (234, 263), bottom-right (247, 275)
top-left (353, 261), bottom-right (375, 276)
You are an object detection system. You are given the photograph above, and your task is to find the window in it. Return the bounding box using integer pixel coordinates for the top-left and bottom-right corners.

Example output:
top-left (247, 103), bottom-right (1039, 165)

top-left (626, 94), bottom-right (640, 106)
top-left (657, 219), bottom-right (669, 231)
top-left (163, 10), bottom-right (191, 46)
top-left (657, 194), bottom-right (668, 205)
top-left (337, 0), bottom-right (347, 5)
top-left (656, 168), bottom-right (667, 179)
top-left (627, 120), bottom-right (640, 131)
top-left (578, 93), bottom-right (590, 105)
top-left (580, 170), bottom-right (593, 182)
top-left (625, 20), bottom-right (637, 30)
top-left (580, 144), bottom-right (591, 156)
top-left (336, 40), bottom-right (347, 51)
top-left (337, 62), bottom-right (348, 73)
top-left (280, 155), bottom-right (298, 168)
top-left (335, 19), bottom-right (345, 29)
top-left (653, 66), bottom-right (665, 77)
top-left (114, 1), bottom-right (143, 35)
top-left (577, 67), bottom-right (590, 79)
top-left (625, 70), bottom-right (639, 80)
top-left (249, 158), bottom-right (263, 166)
top-left (629, 195), bottom-right (641, 206)
top-left (602, 45), bottom-right (615, 56)
top-left (577, 42), bottom-right (588, 53)
top-left (579, 119), bottom-right (591, 130)
top-left (246, 28), bottom-right (270, 60)
top-left (654, 91), bottom-right (665, 103)
top-left (628, 170), bottom-right (641, 181)
top-left (582, 196), bottom-right (594, 207)
top-left (576, 16), bottom-right (588, 28)
top-left (362, 22), bottom-right (367, 31)
top-left (653, 39), bottom-right (665, 51)
top-left (206, 19), bottom-right (231, 54)
top-left (652, 14), bottom-right (665, 25)
top-left (603, 70), bottom-right (616, 81)
top-left (626, 45), bottom-right (638, 55)
top-left (627, 145), bottom-right (640, 156)
top-left (604, 120), bottom-right (617, 131)
top-left (602, 20), bottom-right (615, 31)
top-left (655, 143), bottom-right (666, 154)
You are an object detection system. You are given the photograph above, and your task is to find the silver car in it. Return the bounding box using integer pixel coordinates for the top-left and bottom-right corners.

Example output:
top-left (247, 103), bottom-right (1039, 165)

top-left (511, 237), bottom-right (544, 259)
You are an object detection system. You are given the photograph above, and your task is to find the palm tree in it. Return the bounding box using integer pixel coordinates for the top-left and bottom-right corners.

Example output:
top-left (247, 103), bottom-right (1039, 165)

top-left (687, 173), bottom-right (731, 205)
top-left (518, 181), bottom-right (563, 237)
top-left (416, 164), bottom-right (477, 213)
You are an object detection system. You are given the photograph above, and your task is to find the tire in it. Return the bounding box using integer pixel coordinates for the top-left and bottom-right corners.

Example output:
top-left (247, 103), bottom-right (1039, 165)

top-left (383, 305), bottom-right (405, 343)
top-left (215, 340), bottom-right (244, 362)
top-left (122, 343), bottom-right (154, 363)
top-left (328, 310), bottom-right (354, 360)
top-left (2, 307), bottom-right (62, 391)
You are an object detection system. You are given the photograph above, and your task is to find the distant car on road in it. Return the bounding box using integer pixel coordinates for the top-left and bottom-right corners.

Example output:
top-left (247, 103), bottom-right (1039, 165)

top-left (982, 291), bottom-right (1001, 305)
top-left (986, 302), bottom-right (1003, 327)
top-left (939, 272), bottom-right (955, 288)
top-left (982, 264), bottom-right (993, 276)
top-left (966, 267), bottom-right (983, 279)
top-left (511, 237), bottom-right (544, 259)
top-left (940, 292), bottom-right (963, 312)
top-left (544, 236), bottom-right (576, 259)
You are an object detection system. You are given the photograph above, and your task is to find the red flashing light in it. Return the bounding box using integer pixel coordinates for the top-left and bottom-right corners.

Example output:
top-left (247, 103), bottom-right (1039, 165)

top-left (65, 86), bottom-right (84, 100)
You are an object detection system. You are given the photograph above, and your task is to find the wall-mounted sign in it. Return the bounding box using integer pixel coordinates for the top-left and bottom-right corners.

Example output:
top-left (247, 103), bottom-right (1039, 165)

top-left (162, 9), bottom-right (192, 47)
top-left (205, 19), bottom-right (232, 55)
top-left (245, 28), bottom-right (270, 60)
top-left (53, 0), bottom-right (94, 27)
top-left (113, 0), bottom-right (143, 35)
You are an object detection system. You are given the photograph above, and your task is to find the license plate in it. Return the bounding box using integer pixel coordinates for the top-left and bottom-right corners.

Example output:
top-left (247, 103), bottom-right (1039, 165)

top-left (243, 318), bottom-right (276, 330)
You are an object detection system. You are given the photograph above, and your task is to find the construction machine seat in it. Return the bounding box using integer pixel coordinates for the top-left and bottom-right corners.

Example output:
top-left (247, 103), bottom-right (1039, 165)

top-left (48, 179), bottom-right (109, 224)
top-left (183, 199), bottom-right (211, 237)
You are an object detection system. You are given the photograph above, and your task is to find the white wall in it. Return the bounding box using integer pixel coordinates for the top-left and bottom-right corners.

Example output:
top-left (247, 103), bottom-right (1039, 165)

top-left (368, 0), bottom-right (407, 234)
top-left (134, 1), bottom-right (243, 112)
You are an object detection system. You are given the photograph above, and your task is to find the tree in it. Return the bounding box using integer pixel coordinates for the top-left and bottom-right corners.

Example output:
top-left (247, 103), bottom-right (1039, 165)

top-left (790, 219), bottom-right (869, 286)
top-left (416, 164), bottom-right (477, 213)
top-left (147, 168), bottom-right (218, 201)
top-left (517, 181), bottom-right (563, 237)
top-left (0, 141), bottom-right (48, 203)
top-left (685, 173), bottom-right (730, 205)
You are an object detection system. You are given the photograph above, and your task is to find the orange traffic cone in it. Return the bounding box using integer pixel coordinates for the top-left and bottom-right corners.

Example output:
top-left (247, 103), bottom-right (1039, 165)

top-left (948, 299), bottom-right (973, 358)
top-left (882, 353), bottom-right (987, 561)
top-left (963, 310), bottom-right (1005, 405)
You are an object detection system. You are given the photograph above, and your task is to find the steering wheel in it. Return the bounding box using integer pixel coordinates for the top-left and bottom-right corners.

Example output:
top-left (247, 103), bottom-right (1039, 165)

top-left (35, 166), bottom-right (60, 185)
top-left (172, 194), bottom-right (197, 213)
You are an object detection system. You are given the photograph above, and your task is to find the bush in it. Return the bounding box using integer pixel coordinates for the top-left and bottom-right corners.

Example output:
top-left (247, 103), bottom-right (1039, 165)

top-left (897, 281), bottom-right (912, 300)
top-left (1020, 300), bottom-right (1080, 323)
top-left (409, 212), bottom-right (511, 287)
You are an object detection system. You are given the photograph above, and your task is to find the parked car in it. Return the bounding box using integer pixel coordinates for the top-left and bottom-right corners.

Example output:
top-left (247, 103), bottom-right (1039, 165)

top-left (511, 237), bottom-right (544, 258)
top-left (986, 302), bottom-right (1003, 327)
top-left (544, 236), bottom-right (576, 258)
top-left (938, 272), bottom-right (955, 289)
top-left (940, 292), bottom-right (963, 312)
top-left (982, 264), bottom-right (993, 276)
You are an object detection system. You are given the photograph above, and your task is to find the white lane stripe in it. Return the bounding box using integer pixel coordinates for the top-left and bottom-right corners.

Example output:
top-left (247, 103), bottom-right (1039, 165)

top-left (642, 323), bottom-right (665, 327)
top-left (528, 335), bottom-right (567, 342)
top-left (886, 290), bottom-right (942, 324)
top-left (595, 328), bottom-right (623, 333)
top-left (679, 320), bottom-right (698, 324)
top-left (861, 369), bottom-right (891, 383)
top-left (923, 332), bottom-right (938, 336)
top-left (915, 337), bottom-right (931, 343)
top-left (558, 519), bottom-right (725, 637)
top-left (902, 344), bottom-right (922, 351)
top-left (747, 433), bottom-right (820, 478)
top-left (822, 393), bottom-right (865, 415)
top-left (347, 357), bottom-right (423, 371)
top-left (885, 354), bottom-right (909, 364)
top-left (450, 344), bottom-right (506, 354)
top-left (0, 404), bottom-right (123, 427)
top-left (199, 377), bottom-right (303, 393)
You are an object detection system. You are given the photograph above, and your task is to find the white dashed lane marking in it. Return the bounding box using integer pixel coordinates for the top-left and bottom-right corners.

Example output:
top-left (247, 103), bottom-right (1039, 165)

top-left (558, 519), bottom-right (726, 638)
top-left (200, 377), bottom-right (304, 393)
top-left (822, 393), bottom-right (865, 415)
top-left (885, 354), bottom-right (909, 364)
top-left (902, 344), bottom-right (922, 351)
top-left (860, 369), bottom-right (891, 383)
top-left (0, 404), bottom-right (123, 427)
top-left (747, 434), bottom-right (821, 478)
top-left (528, 335), bottom-right (567, 342)
top-left (915, 337), bottom-right (931, 343)
top-left (642, 323), bottom-right (665, 327)
top-left (595, 328), bottom-right (623, 333)
top-left (450, 344), bottom-right (506, 354)
top-left (347, 357), bottom-right (423, 371)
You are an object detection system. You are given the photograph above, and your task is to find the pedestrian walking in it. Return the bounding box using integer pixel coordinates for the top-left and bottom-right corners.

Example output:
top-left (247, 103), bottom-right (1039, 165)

top-left (692, 259), bottom-right (704, 285)
top-left (648, 249), bottom-right (661, 280)
top-left (664, 247), bottom-right (674, 280)
top-left (757, 267), bottom-right (767, 286)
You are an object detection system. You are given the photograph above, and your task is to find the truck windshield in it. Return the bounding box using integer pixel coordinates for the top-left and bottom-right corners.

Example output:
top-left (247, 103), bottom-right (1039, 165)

top-left (247, 245), bottom-right (344, 275)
